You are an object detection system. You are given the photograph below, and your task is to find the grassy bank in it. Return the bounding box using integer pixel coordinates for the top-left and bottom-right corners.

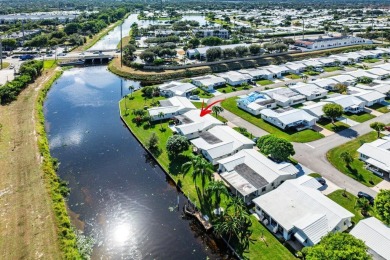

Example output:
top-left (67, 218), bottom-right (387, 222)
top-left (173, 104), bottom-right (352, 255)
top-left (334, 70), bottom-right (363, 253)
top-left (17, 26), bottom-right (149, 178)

top-left (108, 57), bottom-right (212, 83)
top-left (120, 91), bottom-right (295, 260)
top-left (36, 70), bottom-right (82, 258)
top-left (221, 97), bottom-right (324, 142)
top-left (327, 131), bottom-right (383, 187)
top-left (0, 62), bottom-right (10, 70)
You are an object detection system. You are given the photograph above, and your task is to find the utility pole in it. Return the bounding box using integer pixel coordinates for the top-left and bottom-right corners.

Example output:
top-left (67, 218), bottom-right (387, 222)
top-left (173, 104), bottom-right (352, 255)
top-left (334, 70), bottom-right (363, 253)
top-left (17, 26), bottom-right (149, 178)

top-left (120, 21), bottom-right (123, 67)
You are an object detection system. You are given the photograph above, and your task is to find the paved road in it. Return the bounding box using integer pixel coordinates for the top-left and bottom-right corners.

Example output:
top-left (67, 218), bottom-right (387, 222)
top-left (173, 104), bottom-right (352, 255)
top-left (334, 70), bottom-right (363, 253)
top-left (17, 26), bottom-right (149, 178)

top-left (294, 111), bottom-right (390, 197)
top-left (206, 62), bottom-right (389, 197)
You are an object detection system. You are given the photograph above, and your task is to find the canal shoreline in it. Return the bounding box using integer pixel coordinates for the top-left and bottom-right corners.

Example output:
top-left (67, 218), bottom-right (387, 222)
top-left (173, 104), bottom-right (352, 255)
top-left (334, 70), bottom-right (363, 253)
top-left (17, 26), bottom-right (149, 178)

top-left (36, 69), bottom-right (83, 258)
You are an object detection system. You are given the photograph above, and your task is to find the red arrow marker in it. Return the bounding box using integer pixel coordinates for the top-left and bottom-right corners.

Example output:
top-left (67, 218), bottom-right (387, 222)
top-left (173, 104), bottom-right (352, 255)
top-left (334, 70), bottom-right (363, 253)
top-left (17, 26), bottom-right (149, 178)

top-left (200, 100), bottom-right (223, 117)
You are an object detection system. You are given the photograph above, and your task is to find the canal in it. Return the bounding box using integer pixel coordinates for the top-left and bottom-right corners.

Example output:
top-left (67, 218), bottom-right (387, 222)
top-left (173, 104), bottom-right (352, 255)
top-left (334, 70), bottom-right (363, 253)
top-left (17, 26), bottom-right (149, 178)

top-left (45, 13), bottom-right (226, 260)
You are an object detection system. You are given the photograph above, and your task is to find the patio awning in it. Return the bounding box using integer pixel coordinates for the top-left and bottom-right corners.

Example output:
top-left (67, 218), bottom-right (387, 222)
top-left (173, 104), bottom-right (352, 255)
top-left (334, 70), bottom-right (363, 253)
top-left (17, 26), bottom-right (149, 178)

top-left (366, 158), bottom-right (390, 172)
top-left (294, 232), bottom-right (307, 244)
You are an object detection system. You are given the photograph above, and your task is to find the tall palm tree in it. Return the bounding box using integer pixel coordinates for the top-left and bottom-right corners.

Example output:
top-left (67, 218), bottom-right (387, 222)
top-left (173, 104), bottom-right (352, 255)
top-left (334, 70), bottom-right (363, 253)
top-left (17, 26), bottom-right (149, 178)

top-left (128, 85), bottom-right (135, 98)
top-left (211, 105), bottom-right (224, 118)
top-left (213, 213), bottom-right (241, 244)
top-left (158, 112), bottom-right (165, 130)
top-left (181, 154), bottom-right (214, 190)
top-left (207, 180), bottom-right (228, 215)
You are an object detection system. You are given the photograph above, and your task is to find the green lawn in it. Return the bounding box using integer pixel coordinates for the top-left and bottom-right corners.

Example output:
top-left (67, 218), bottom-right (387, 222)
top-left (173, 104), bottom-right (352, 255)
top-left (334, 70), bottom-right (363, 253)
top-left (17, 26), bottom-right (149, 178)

top-left (327, 131), bottom-right (383, 187)
top-left (43, 60), bottom-right (57, 69)
top-left (196, 89), bottom-right (214, 98)
top-left (304, 70), bottom-right (320, 76)
top-left (285, 73), bottom-right (300, 79)
top-left (343, 111), bottom-right (376, 123)
top-left (191, 101), bottom-right (228, 122)
top-left (324, 66), bottom-right (343, 72)
top-left (368, 103), bottom-right (390, 113)
top-left (362, 58), bottom-right (380, 63)
top-left (215, 84), bottom-right (249, 94)
top-left (0, 62), bottom-right (10, 70)
top-left (317, 118), bottom-right (349, 132)
top-left (121, 91), bottom-right (295, 259)
top-left (308, 173), bottom-right (322, 178)
top-left (256, 79), bottom-right (274, 86)
top-left (328, 190), bottom-right (376, 224)
top-left (221, 97), bottom-right (324, 143)
top-left (233, 127), bottom-right (256, 139)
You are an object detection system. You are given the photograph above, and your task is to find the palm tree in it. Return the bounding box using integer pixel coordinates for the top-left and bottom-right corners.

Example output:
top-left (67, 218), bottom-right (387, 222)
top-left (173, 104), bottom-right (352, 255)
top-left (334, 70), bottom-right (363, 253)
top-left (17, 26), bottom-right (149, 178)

top-left (355, 197), bottom-right (371, 216)
top-left (207, 180), bottom-right (228, 215)
top-left (181, 155), bottom-right (214, 190)
top-left (300, 74), bottom-right (308, 83)
top-left (158, 112), bottom-right (165, 130)
top-left (213, 213), bottom-right (241, 244)
top-left (211, 105), bottom-right (224, 118)
top-left (340, 151), bottom-right (354, 168)
top-left (128, 85), bottom-right (135, 98)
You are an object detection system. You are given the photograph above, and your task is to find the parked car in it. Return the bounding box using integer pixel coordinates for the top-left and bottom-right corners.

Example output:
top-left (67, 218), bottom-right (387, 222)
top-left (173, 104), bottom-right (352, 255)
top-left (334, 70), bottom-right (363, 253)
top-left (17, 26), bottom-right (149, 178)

top-left (357, 191), bottom-right (374, 204)
top-left (316, 177), bottom-right (326, 186)
top-left (189, 95), bottom-right (200, 100)
top-left (314, 67), bottom-right (324, 73)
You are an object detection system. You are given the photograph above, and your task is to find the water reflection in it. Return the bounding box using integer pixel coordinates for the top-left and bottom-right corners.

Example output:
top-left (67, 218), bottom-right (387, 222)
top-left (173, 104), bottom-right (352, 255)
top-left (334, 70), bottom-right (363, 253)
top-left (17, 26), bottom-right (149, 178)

top-left (45, 67), bottom-right (226, 259)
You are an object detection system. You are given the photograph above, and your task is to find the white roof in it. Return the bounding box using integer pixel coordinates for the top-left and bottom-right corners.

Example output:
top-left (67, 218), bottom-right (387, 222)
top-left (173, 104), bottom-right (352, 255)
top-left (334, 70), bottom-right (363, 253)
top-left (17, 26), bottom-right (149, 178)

top-left (349, 87), bottom-right (386, 103)
top-left (301, 101), bottom-right (329, 118)
top-left (350, 217), bottom-right (390, 260)
top-left (261, 87), bottom-right (306, 103)
top-left (190, 125), bottom-right (255, 159)
top-left (191, 75), bottom-right (226, 86)
top-left (374, 63), bottom-right (390, 71)
top-left (329, 55), bottom-right (350, 62)
top-left (326, 95), bottom-right (365, 109)
top-left (357, 138), bottom-right (390, 171)
top-left (303, 59), bottom-right (323, 67)
top-left (312, 78), bottom-right (339, 88)
top-left (216, 71), bottom-right (252, 82)
top-left (285, 63), bottom-right (306, 71)
top-left (253, 176), bottom-right (354, 244)
top-left (366, 68), bottom-right (390, 76)
top-left (264, 65), bottom-right (289, 74)
top-left (148, 96), bottom-right (196, 117)
top-left (329, 74), bottom-right (355, 83)
top-left (159, 81), bottom-right (197, 96)
top-left (290, 83), bottom-right (328, 97)
top-left (317, 57), bottom-right (336, 64)
top-left (239, 68), bottom-right (273, 77)
top-left (345, 70), bottom-right (379, 79)
top-left (345, 52), bottom-right (363, 60)
top-left (192, 43), bottom-right (249, 55)
top-left (175, 109), bottom-right (223, 135)
top-left (261, 108), bottom-right (317, 125)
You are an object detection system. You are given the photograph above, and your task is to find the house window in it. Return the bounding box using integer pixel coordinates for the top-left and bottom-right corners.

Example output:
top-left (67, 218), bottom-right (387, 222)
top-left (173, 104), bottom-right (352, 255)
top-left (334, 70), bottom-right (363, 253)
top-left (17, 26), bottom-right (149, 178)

top-left (262, 187), bottom-right (266, 192)
top-left (271, 182), bottom-right (274, 187)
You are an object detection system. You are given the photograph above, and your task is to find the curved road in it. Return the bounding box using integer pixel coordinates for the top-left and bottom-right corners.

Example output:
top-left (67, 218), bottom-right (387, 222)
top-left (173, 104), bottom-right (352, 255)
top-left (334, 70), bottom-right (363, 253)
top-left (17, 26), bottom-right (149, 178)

top-left (206, 63), bottom-right (389, 197)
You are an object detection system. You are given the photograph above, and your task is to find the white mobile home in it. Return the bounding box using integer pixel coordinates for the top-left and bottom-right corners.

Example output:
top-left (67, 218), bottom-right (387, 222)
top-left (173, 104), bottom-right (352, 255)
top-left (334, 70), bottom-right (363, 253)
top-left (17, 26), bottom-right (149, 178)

top-left (148, 96), bottom-right (196, 121)
top-left (348, 87), bottom-right (386, 107)
top-left (216, 71), bottom-right (252, 86)
top-left (357, 137), bottom-right (390, 178)
top-left (237, 92), bottom-right (277, 115)
top-left (191, 75), bottom-right (226, 91)
top-left (159, 81), bottom-right (198, 97)
top-left (326, 94), bottom-right (365, 114)
top-left (261, 87), bottom-right (307, 107)
top-left (290, 83), bottom-right (328, 101)
top-left (260, 107), bottom-right (317, 131)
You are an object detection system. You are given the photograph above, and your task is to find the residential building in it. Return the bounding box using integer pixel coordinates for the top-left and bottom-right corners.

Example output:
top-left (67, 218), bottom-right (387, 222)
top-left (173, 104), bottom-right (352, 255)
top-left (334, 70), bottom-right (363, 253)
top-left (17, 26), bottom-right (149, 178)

top-left (317, 57), bottom-right (337, 67)
top-left (366, 68), bottom-right (390, 80)
top-left (218, 149), bottom-right (298, 203)
top-left (193, 28), bottom-right (230, 39)
top-left (159, 81), bottom-right (197, 97)
top-left (253, 176), bottom-right (354, 246)
top-left (350, 217), bottom-right (390, 260)
top-left (285, 62), bottom-right (307, 74)
top-left (290, 83), bottom-right (328, 101)
top-left (357, 136), bottom-right (390, 178)
top-left (326, 94), bottom-right (365, 113)
top-left (237, 92), bottom-right (277, 115)
top-left (174, 110), bottom-right (224, 140)
top-left (329, 74), bottom-right (356, 86)
top-left (295, 36), bottom-right (372, 51)
top-left (260, 107), bottom-right (317, 130)
top-left (264, 65), bottom-right (290, 78)
top-left (348, 87), bottom-right (386, 107)
top-left (261, 87), bottom-right (307, 107)
top-left (301, 101), bottom-right (330, 118)
top-left (345, 70), bottom-right (381, 81)
top-left (312, 78), bottom-right (340, 91)
top-left (191, 75), bottom-right (226, 91)
top-left (354, 83), bottom-right (390, 97)
top-left (302, 59), bottom-right (323, 68)
top-left (190, 125), bottom-right (255, 165)
top-left (329, 55), bottom-right (355, 65)
top-left (216, 71), bottom-right (252, 86)
top-left (239, 68), bottom-right (273, 80)
top-left (148, 96), bottom-right (196, 121)
top-left (374, 63), bottom-right (390, 72)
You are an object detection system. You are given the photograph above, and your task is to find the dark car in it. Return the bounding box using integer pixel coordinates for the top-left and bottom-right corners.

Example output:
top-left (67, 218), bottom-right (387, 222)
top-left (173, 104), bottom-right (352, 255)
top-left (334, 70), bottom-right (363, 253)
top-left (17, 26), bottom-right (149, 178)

top-left (358, 191), bottom-right (374, 204)
top-left (316, 177), bottom-right (326, 186)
